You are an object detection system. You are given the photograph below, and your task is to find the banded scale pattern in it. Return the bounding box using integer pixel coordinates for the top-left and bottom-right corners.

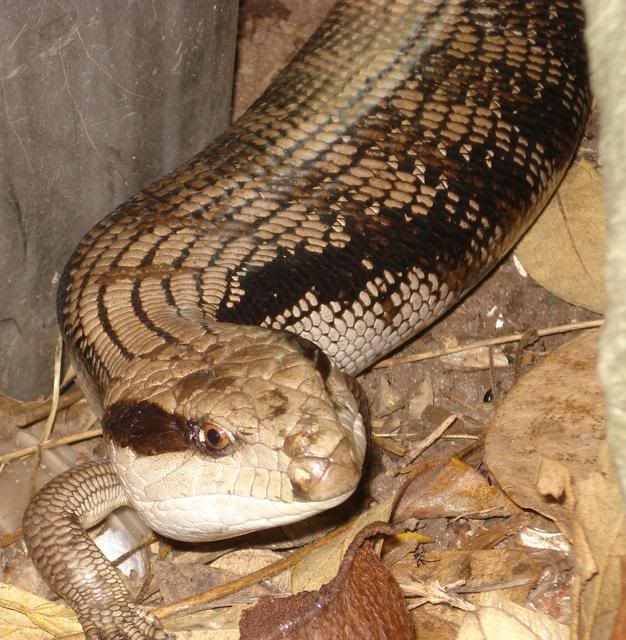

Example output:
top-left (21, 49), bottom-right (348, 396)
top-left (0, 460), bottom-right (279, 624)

top-left (26, 1), bottom-right (590, 637)
top-left (59, 0), bottom-right (589, 394)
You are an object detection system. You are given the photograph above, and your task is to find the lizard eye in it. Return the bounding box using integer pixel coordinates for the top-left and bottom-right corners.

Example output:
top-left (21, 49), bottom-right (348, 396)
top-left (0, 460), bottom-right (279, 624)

top-left (200, 421), bottom-right (232, 451)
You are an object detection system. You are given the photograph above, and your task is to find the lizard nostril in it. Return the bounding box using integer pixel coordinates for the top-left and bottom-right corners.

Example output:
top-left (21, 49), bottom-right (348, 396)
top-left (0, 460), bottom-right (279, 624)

top-left (288, 456), bottom-right (330, 499)
top-left (288, 437), bottom-right (360, 502)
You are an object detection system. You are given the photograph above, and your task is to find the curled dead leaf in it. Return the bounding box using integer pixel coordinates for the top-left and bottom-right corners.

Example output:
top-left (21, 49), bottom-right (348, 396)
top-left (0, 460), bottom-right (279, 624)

top-left (239, 524), bottom-right (413, 640)
top-left (394, 457), bottom-right (516, 522)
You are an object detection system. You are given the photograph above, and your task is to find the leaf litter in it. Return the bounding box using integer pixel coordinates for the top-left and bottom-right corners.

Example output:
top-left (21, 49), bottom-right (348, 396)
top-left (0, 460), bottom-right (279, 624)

top-left (0, 4), bottom-right (618, 640)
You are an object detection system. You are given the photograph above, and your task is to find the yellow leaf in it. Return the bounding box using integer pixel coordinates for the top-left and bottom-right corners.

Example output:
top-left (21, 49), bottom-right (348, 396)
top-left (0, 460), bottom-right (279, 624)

top-left (167, 606), bottom-right (245, 639)
top-left (290, 493), bottom-right (395, 593)
top-left (0, 582), bottom-right (82, 639)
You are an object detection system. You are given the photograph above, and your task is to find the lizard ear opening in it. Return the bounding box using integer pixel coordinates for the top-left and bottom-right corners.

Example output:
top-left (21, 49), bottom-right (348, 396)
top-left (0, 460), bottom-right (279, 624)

top-left (284, 332), bottom-right (332, 381)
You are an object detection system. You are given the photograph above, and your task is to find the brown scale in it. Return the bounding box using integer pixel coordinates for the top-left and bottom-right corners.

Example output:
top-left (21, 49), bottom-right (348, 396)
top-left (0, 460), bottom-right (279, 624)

top-left (57, 0), bottom-right (589, 392)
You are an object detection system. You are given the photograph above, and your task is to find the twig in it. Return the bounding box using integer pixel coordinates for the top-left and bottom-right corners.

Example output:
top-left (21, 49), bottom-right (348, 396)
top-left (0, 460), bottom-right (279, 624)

top-left (401, 579), bottom-right (476, 612)
top-left (401, 576), bottom-right (532, 612)
top-left (151, 517), bottom-right (354, 621)
top-left (450, 506), bottom-right (504, 522)
top-left (39, 335), bottom-right (63, 445)
top-left (488, 345), bottom-right (498, 405)
top-left (0, 427), bottom-right (102, 465)
top-left (371, 435), bottom-right (407, 457)
top-left (0, 529), bottom-right (21, 548)
top-left (29, 336), bottom-right (63, 498)
top-left (112, 534), bottom-right (158, 569)
top-left (61, 364), bottom-right (76, 389)
top-left (513, 330), bottom-right (537, 382)
top-left (453, 577), bottom-right (532, 594)
top-left (15, 388), bottom-right (83, 429)
top-left (374, 319), bottom-right (603, 369)
top-left (396, 415), bottom-right (457, 473)
top-left (134, 535), bottom-right (159, 607)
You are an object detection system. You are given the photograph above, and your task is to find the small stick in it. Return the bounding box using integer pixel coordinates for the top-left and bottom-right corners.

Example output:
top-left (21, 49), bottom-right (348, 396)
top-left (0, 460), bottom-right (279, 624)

top-left (0, 427), bottom-right (102, 465)
top-left (39, 335), bottom-right (64, 445)
top-left (513, 329), bottom-right (537, 382)
top-left (0, 529), bottom-right (21, 548)
top-left (401, 578), bottom-right (475, 612)
top-left (488, 346), bottom-right (498, 405)
top-left (151, 517), bottom-right (354, 620)
top-left (15, 388), bottom-right (83, 429)
top-left (61, 364), bottom-right (76, 389)
top-left (374, 319), bottom-right (603, 369)
top-left (29, 336), bottom-right (63, 498)
top-left (396, 414), bottom-right (457, 473)
top-left (453, 577), bottom-right (532, 594)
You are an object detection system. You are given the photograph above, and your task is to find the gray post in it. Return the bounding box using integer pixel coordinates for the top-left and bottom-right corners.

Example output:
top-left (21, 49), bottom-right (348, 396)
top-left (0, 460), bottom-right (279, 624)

top-left (582, 0), bottom-right (626, 501)
top-left (0, 1), bottom-right (237, 398)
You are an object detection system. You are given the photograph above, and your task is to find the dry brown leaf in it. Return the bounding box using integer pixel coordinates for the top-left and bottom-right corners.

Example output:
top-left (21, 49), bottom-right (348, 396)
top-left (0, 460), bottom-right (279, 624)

top-left (407, 373), bottom-right (434, 420)
top-left (412, 609), bottom-right (459, 640)
top-left (0, 582), bottom-right (82, 639)
top-left (0, 388), bottom-right (84, 438)
top-left (458, 598), bottom-right (568, 640)
top-left (166, 606), bottom-right (245, 639)
top-left (485, 332), bottom-right (604, 536)
top-left (515, 160), bottom-right (606, 313)
top-left (211, 548), bottom-right (290, 593)
top-left (393, 548), bottom-right (550, 637)
top-left (239, 525), bottom-right (413, 640)
top-left (574, 473), bottom-right (626, 640)
top-left (399, 548), bottom-right (546, 606)
top-left (394, 457), bottom-right (516, 521)
top-left (485, 331), bottom-right (626, 639)
top-left (290, 492), bottom-right (395, 593)
top-left (153, 558), bottom-right (271, 605)
top-left (372, 374), bottom-right (405, 418)
top-left (460, 512), bottom-right (533, 551)
top-left (210, 548), bottom-right (285, 575)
